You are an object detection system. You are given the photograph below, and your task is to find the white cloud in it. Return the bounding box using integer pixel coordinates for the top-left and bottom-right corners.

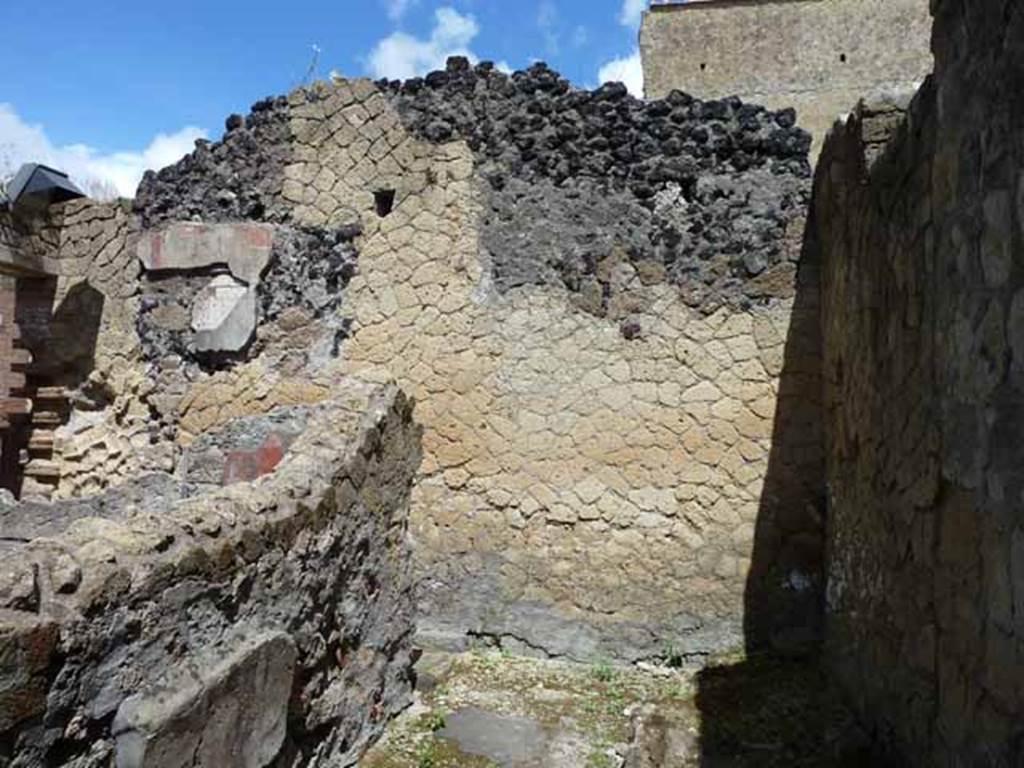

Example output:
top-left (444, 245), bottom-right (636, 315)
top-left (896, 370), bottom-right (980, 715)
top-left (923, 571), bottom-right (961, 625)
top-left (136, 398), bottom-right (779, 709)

top-left (597, 49), bottom-right (644, 97)
top-left (599, 1), bottom-right (646, 97)
top-left (367, 7), bottom-right (481, 80)
top-left (538, 1), bottom-right (559, 56)
top-left (619, 0), bottom-right (647, 28)
top-left (385, 0), bottom-right (418, 21)
top-left (0, 103), bottom-right (205, 199)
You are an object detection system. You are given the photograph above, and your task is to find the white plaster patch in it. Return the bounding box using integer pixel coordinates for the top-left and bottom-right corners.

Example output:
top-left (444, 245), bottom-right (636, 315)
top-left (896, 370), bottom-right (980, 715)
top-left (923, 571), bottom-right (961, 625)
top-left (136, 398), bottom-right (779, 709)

top-left (192, 275), bottom-right (256, 353)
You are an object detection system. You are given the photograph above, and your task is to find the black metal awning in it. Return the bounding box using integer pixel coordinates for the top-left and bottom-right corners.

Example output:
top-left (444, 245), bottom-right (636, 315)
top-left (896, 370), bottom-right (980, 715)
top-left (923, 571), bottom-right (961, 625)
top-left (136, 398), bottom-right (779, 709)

top-left (6, 163), bottom-right (85, 207)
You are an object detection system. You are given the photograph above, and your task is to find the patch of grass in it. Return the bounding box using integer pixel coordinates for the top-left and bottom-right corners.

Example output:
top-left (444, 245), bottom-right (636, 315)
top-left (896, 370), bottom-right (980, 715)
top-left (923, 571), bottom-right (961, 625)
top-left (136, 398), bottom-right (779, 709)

top-left (415, 740), bottom-right (439, 768)
top-left (416, 710), bottom-right (447, 733)
top-left (604, 683), bottom-right (627, 714)
top-left (586, 745), bottom-right (618, 768)
top-left (368, 651), bottom-right (712, 767)
top-left (468, 646), bottom-right (503, 672)
top-left (468, 644), bottom-right (487, 659)
top-left (591, 658), bottom-right (616, 683)
top-left (431, 682), bottom-right (451, 699)
top-left (659, 675), bottom-right (695, 701)
top-left (581, 697), bottom-right (602, 716)
top-left (430, 684), bottom-right (450, 704)
top-left (663, 640), bottom-right (686, 669)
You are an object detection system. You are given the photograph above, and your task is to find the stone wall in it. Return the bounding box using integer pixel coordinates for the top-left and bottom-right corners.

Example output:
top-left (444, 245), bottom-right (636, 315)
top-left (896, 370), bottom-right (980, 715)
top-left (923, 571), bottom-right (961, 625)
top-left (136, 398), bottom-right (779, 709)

top-left (4, 199), bottom-right (154, 500)
top-left (816, 0), bottom-right (1024, 761)
top-left (0, 382), bottom-right (421, 767)
top-left (640, 0), bottom-right (934, 158)
top-left (0, 209), bottom-right (60, 277)
top-left (0, 215), bottom-right (18, 274)
top-left (0, 60), bottom-right (823, 676)
top-left (122, 61), bottom-right (822, 663)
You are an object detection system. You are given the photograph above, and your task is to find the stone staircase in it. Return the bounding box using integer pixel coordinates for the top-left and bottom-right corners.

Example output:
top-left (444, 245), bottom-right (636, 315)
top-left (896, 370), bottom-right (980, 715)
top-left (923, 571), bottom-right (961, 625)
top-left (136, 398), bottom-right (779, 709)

top-left (0, 276), bottom-right (75, 499)
top-left (19, 386), bottom-right (69, 500)
top-left (0, 319), bottom-right (70, 499)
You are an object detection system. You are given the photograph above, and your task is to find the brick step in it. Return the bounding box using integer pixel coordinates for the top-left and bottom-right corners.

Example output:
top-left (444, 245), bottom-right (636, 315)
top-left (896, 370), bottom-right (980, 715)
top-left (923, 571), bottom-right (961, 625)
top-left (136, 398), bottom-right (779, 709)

top-left (23, 459), bottom-right (60, 479)
top-left (31, 411), bottom-right (63, 427)
top-left (4, 372), bottom-right (26, 392)
top-left (11, 386), bottom-right (71, 407)
top-left (34, 386), bottom-right (69, 402)
top-left (27, 431), bottom-right (55, 452)
top-left (20, 476), bottom-right (54, 501)
top-left (9, 348), bottom-right (32, 368)
top-left (0, 397), bottom-right (31, 416)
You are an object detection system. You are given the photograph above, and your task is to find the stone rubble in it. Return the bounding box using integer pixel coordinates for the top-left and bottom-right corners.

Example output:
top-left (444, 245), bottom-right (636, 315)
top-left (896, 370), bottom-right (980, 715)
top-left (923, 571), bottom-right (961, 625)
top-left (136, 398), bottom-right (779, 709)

top-left (0, 384), bottom-right (422, 766)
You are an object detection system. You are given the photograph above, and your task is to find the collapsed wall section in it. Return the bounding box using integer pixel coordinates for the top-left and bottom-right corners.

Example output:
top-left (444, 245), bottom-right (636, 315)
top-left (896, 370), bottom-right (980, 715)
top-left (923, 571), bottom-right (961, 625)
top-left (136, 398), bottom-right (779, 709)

top-left (816, 0), bottom-right (1024, 761)
top-left (0, 382), bottom-right (420, 767)
top-left (386, 61), bottom-right (808, 311)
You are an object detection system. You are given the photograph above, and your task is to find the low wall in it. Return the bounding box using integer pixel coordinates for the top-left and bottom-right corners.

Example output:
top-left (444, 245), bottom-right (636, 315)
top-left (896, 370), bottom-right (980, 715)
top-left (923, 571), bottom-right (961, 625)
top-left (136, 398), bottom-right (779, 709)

top-left (816, 0), bottom-right (1024, 761)
top-left (0, 382), bottom-right (421, 767)
top-left (0, 209), bottom-right (60, 277)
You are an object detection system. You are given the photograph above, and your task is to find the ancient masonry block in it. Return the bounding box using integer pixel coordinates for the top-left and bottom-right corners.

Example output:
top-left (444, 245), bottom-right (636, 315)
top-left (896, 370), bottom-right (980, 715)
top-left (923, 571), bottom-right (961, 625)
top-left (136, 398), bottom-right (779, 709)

top-left (136, 222), bottom-right (273, 283)
top-left (191, 273), bottom-right (257, 352)
top-left (112, 632), bottom-right (296, 768)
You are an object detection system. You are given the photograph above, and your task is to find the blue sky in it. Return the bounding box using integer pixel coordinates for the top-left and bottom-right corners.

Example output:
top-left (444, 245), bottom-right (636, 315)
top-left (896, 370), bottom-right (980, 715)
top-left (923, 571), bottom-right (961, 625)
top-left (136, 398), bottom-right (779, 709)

top-left (0, 0), bottom-right (649, 196)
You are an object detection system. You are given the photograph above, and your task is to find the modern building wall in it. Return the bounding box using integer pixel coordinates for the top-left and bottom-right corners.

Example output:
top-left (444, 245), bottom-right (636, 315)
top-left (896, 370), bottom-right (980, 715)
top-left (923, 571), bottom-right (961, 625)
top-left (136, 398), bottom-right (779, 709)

top-left (640, 0), bottom-right (934, 158)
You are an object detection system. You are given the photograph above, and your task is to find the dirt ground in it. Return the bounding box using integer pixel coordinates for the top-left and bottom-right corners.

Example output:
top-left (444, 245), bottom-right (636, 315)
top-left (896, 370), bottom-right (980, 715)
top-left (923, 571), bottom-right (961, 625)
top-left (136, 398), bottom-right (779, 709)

top-left (362, 647), bottom-right (872, 767)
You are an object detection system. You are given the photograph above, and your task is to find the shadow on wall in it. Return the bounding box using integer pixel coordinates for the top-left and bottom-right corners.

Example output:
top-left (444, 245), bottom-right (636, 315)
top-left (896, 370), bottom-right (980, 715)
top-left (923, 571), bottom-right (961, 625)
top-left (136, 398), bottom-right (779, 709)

top-left (0, 279), bottom-right (104, 496)
top-left (741, 205), bottom-right (825, 657)
top-left (692, 198), bottom-right (873, 765)
top-left (31, 281), bottom-right (105, 386)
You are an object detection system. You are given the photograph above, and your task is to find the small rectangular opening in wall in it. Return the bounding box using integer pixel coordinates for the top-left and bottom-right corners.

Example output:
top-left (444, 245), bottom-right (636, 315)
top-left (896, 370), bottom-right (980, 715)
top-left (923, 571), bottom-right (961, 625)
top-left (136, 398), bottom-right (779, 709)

top-left (374, 189), bottom-right (396, 217)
